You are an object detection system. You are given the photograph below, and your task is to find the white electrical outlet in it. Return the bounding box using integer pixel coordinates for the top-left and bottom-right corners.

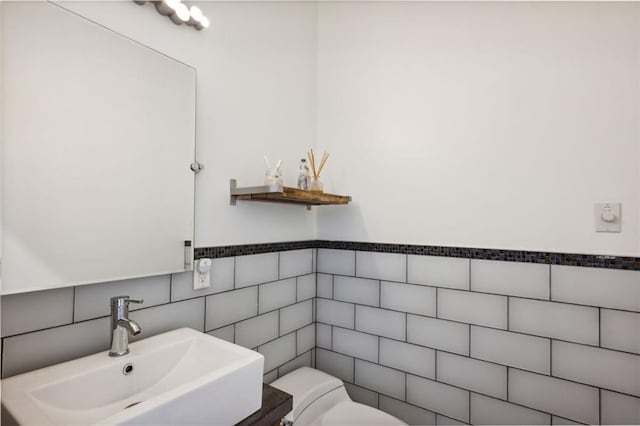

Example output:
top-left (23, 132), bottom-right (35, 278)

top-left (193, 258), bottom-right (212, 290)
top-left (595, 202), bottom-right (621, 233)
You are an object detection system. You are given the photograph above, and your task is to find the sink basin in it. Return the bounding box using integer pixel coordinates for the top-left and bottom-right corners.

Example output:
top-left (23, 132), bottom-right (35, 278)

top-left (1, 328), bottom-right (264, 425)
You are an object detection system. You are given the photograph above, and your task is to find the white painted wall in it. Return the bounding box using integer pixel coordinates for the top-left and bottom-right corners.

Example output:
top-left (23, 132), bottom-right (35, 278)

top-left (55, 0), bottom-right (318, 247)
top-left (316, 2), bottom-right (640, 256)
top-left (4, 1), bottom-right (639, 257)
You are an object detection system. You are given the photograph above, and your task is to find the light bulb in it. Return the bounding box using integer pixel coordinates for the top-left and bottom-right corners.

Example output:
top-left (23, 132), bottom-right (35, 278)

top-left (190, 6), bottom-right (203, 21)
top-left (170, 2), bottom-right (190, 25)
top-left (195, 15), bottom-right (209, 30)
top-left (155, 0), bottom-right (179, 16)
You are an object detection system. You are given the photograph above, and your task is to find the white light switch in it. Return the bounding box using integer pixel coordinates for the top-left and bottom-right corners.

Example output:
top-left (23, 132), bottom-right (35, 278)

top-left (193, 258), bottom-right (212, 290)
top-left (595, 202), bottom-right (621, 233)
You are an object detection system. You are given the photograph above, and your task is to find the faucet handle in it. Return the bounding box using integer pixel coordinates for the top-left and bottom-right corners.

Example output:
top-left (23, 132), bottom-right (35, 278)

top-left (110, 295), bottom-right (144, 307)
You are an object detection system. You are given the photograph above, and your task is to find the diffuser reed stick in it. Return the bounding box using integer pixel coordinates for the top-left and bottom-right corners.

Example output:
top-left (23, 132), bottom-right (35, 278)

top-left (317, 152), bottom-right (330, 176)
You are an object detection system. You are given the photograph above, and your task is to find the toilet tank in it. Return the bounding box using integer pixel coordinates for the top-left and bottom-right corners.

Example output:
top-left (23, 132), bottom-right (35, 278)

top-left (271, 368), bottom-right (351, 425)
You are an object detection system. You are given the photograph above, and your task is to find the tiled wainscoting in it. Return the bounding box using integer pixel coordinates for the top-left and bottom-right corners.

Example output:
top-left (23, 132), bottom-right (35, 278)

top-left (314, 249), bottom-right (640, 425)
top-left (2, 241), bottom-right (640, 426)
top-left (0, 249), bottom-right (317, 381)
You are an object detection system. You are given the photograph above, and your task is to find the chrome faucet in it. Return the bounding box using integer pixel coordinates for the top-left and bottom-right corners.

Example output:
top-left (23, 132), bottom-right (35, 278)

top-left (109, 295), bottom-right (143, 357)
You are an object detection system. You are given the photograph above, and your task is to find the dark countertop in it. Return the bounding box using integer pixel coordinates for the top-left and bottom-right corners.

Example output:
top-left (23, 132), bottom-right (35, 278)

top-left (236, 383), bottom-right (292, 426)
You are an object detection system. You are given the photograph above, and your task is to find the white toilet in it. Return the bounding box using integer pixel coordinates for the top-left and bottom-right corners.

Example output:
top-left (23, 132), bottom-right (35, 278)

top-left (271, 367), bottom-right (407, 425)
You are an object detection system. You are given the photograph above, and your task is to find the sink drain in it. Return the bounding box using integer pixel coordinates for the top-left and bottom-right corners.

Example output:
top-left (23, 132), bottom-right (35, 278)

top-left (122, 363), bottom-right (134, 375)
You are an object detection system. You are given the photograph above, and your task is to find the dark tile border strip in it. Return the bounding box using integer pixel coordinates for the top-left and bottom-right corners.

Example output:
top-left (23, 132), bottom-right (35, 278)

top-left (195, 240), bottom-right (316, 259)
top-left (195, 240), bottom-right (640, 271)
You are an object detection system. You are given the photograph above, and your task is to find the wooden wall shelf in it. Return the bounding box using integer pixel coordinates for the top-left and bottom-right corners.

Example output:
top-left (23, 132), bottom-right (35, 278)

top-left (230, 179), bottom-right (351, 210)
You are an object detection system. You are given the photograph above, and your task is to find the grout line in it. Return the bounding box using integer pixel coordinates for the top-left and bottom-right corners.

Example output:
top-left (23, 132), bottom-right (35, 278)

top-left (233, 256), bottom-right (237, 289)
top-left (277, 252), bottom-right (281, 280)
top-left (256, 283), bottom-right (260, 316)
top-left (598, 308), bottom-right (601, 347)
top-left (548, 264), bottom-right (552, 301)
top-left (320, 321), bottom-right (640, 396)
top-left (549, 339), bottom-right (553, 376)
top-left (72, 286), bottom-right (76, 323)
top-left (507, 296), bottom-right (510, 330)
top-left (435, 349), bottom-right (438, 380)
top-left (314, 297), bottom-right (640, 356)
top-left (331, 274), bottom-right (335, 299)
top-left (354, 251), bottom-right (357, 277)
top-left (321, 272), bottom-right (640, 314)
top-left (203, 296), bottom-right (207, 332)
top-left (404, 372), bottom-right (407, 400)
top-left (330, 325), bottom-right (333, 351)
top-left (506, 367), bottom-right (509, 400)
top-left (599, 388), bottom-right (602, 425)
top-left (405, 254), bottom-right (409, 283)
top-left (405, 315), bottom-right (408, 343)
top-left (278, 309), bottom-right (281, 337)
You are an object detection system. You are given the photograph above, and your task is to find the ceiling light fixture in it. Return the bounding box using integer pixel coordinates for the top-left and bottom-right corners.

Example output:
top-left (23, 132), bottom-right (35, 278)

top-left (135, 1), bottom-right (210, 31)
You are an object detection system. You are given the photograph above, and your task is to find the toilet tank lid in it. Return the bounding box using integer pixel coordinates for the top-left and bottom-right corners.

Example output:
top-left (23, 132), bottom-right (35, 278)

top-left (271, 367), bottom-right (345, 421)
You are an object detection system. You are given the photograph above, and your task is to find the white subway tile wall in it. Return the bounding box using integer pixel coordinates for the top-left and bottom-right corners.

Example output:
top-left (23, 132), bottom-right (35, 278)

top-left (407, 255), bottom-right (470, 290)
top-left (601, 390), bottom-right (640, 425)
top-left (509, 369), bottom-right (599, 425)
top-left (437, 352), bottom-right (507, 399)
top-left (551, 265), bottom-right (640, 311)
top-left (438, 289), bottom-right (508, 329)
top-left (471, 259), bottom-right (550, 300)
top-left (1, 250), bottom-right (317, 382)
top-left (235, 252), bottom-right (279, 288)
top-left (379, 395), bottom-right (436, 425)
top-left (3, 245), bottom-right (638, 426)
top-left (407, 314), bottom-right (469, 355)
top-left (355, 359), bottom-right (406, 400)
top-left (509, 298), bottom-right (599, 345)
top-left (296, 274), bottom-right (316, 301)
top-left (279, 249), bottom-right (313, 279)
top-left (355, 305), bottom-right (406, 340)
top-left (381, 281), bottom-right (436, 316)
top-left (315, 250), bottom-right (640, 425)
top-left (317, 249), bottom-right (355, 276)
top-left (552, 341), bottom-right (640, 397)
top-left (235, 311), bottom-right (279, 348)
top-left (258, 278), bottom-right (297, 314)
top-left (1, 287), bottom-right (75, 337)
top-left (600, 309), bottom-right (640, 354)
top-left (470, 393), bottom-right (551, 425)
top-left (470, 326), bottom-right (551, 374)
top-left (407, 375), bottom-right (470, 423)
top-left (333, 327), bottom-right (379, 362)
top-left (333, 276), bottom-right (380, 306)
top-left (356, 251), bottom-right (407, 282)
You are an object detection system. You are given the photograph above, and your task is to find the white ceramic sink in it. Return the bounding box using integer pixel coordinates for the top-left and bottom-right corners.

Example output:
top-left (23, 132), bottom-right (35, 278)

top-left (1, 328), bottom-right (264, 425)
